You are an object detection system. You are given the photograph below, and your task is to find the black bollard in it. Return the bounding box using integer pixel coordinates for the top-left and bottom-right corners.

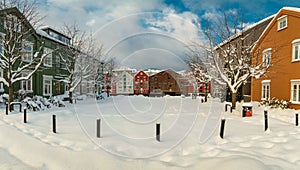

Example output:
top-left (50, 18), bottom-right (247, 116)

top-left (264, 110), bottom-right (268, 131)
top-left (220, 119), bottom-right (226, 139)
top-left (53, 115), bottom-right (56, 133)
top-left (5, 103), bottom-right (8, 115)
top-left (97, 119), bottom-right (101, 138)
top-left (156, 123), bottom-right (160, 142)
top-left (296, 113), bottom-right (299, 126)
top-left (24, 108), bottom-right (27, 123)
top-left (225, 104), bottom-right (227, 112)
top-left (230, 106), bottom-right (233, 113)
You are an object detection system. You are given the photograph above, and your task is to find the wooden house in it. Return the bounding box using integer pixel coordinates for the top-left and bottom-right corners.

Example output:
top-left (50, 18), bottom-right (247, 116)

top-left (251, 7), bottom-right (300, 109)
top-left (134, 70), bottom-right (149, 96)
top-left (149, 69), bottom-right (181, 96)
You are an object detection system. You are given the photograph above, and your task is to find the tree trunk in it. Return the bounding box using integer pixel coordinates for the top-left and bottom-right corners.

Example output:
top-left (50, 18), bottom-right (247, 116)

top-left (107, 87), bottom-right (110, 97)
top-left (69, 91), bottom-right (73, 104)
top-left (231, 92), bottom-right (237, 109)
top-left (8, 86), bottom-right (14, 111)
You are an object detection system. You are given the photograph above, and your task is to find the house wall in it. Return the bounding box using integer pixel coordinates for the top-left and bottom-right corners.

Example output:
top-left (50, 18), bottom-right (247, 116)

top-left (251, 9), bottom-right (300, 109)
top-left (0, 8), bottom-right (71, 98)
top-left (115, 71), bottom-right (134, 95)
top-left (149, 70), bottom-right (181, 96)
top-left (134, 71), bottom-right (149, 96)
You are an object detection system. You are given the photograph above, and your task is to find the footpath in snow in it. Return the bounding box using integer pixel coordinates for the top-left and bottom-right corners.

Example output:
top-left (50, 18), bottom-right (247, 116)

top-left (0, 95), bottom-right (299, 169)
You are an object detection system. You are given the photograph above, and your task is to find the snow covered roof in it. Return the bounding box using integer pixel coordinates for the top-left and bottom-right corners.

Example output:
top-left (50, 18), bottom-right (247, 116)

top-left (39, 25), bottom-right (71, 39)
top-left (282, 6), bottom-right (300, 13)
top-left (36, 29), bottom-right (70, 46)
top-left (216, 14), bottom-right (274, 50)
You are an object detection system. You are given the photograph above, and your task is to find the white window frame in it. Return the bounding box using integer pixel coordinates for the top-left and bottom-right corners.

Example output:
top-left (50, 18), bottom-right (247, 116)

top-left (291, 80), bottom-right (300, 104)
top-left (43, 75), bottom-right (52, 96)
top-left (20, 73), bottom-right (33, 92)
top-left (43, 48), bottom-right (53, 67)
top-left (55, 55), bottom-right (61, 68)
top-left (278, 15), bottom-right (287, 31)
top-left (262, 48), bottom-right (272, 67)
top-left (261, 80), bottom-right (271, 101)
top-left (292, 39), bottom-right (300, 62)
top-left (21, 41), bottom-right (33, 62)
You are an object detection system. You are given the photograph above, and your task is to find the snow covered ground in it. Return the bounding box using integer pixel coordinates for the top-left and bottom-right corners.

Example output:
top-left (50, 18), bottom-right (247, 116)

top-left (0, 95), bottom-right (299, 169)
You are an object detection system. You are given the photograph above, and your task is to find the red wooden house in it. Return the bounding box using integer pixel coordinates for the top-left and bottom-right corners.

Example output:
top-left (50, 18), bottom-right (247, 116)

top-left (134, 70), bottom-right (149, 96)
top-left (197, 81), bottom-right (211, 94)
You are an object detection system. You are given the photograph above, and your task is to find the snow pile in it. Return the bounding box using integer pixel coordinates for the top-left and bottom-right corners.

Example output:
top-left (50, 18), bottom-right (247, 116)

top-left (0, 96), bottom-right (299, 169)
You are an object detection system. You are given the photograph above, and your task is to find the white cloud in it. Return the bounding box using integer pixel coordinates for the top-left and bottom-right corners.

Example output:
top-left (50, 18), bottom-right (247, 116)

top-left (38, 0), bottom-right (207, 71)
top-left (86, 19), bottom-right (96, 27)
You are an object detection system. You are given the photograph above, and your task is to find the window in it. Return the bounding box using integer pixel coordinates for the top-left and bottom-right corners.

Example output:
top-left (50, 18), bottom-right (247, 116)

top-left (262, 48), bottom-right (271, 67)
top-left (21, 42), bottom-right (33, 62)
top-left (291, 80), bottom-right (300, 103)
top-left (43, 48), bottom-right (52, 67)
top-left (4, 15), bottom-right (22, 32)
top-left (261, 80), bottom-right (270, 100)
top-left (292, 39), bottom-right (300, 62)
top-left (278, 15), bottom-right (287, 31)
top-left (43, 75), bottom-right (52, 96)
top-left (0, 38), bottom-right (3, 55)
top-left (55, 56), bottom-right (61, 68)
top-left (21, 73), bottom-right (32, 92)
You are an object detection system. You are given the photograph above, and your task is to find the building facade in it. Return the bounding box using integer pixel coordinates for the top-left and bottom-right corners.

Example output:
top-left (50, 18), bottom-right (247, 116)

top-left (115, 70), bottom-right (134, 95)
top-left (0, 7), bottom-right (76, 98)
top-left (134, 70), bottom-right (149, 96)
top-left (149, 69), bottom-right (181, 96)
top-left (251, 7), bottom-right (300, 109)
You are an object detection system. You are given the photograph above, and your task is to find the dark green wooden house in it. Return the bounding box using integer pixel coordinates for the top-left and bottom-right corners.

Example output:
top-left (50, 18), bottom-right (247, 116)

top-left (0, 7), bottom-right (72, 98)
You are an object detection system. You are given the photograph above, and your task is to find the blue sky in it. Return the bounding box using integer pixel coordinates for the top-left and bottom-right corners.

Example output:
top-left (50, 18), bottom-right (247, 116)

top-left (39, 0), bottom-right (300, 70)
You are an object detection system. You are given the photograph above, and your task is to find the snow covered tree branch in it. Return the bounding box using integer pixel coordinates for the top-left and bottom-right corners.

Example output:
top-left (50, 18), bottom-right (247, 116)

top-left (60, 23), bottom-right (103, 103)
top-left (190, 10), bottom-right (271, 109)
top-left (0, 1), bottom-right (49, 109)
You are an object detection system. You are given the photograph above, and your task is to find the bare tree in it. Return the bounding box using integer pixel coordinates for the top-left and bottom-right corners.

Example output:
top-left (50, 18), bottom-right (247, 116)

top-left (102, 57), bottom-right (116, 97)
top-left (190, 10), bottom-right (270, 109)
top-left (60, 23), bottom-right (103, 103)
top-left (186, 46), bottom-right (211, 101)
top-left (0, 1), bottom-right (50, 108)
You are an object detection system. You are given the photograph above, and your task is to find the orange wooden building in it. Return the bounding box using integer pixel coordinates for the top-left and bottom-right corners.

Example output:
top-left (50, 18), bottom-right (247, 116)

top-left (251, 7), bottom-right (300, 109)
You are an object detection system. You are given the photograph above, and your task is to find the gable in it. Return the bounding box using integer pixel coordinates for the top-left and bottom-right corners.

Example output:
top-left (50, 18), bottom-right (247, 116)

top-left (252, 8), bottom-right (300, 53)
top-left (0, 7), bottom-right (37, 37)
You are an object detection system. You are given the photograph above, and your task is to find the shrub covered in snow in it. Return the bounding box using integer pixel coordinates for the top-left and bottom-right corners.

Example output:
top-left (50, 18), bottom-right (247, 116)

top-left (260, 97), bottom-right (291, 109)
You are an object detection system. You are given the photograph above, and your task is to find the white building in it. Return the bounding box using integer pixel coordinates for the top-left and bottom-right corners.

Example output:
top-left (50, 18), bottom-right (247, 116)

top-left (115, 71), bottom-right (134, 95)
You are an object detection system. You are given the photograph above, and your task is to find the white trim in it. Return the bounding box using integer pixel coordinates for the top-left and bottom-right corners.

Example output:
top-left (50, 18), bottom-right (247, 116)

top-left (43, 75), bottom-right (53, 96)
top-left (262, 80), bottom-right (271, 83)
top-left (291, 79), bottom-right (300, 82)
top-left (43, 47), bottom-right (53, 67)
top-left (292, 39), bottom-right (300, 44)
top-left (290, 80), bottom-right (300, 103)
top-left (21, 41), bottom-right (33, 62)
top-left (263, 48), bottom-right (272, 52)
top-left (277, 15), bottom-right (288, 31)
top-left (262, 49), bottom-right (271, 67)
top-left (277, 15), bottom-right (287, 21)
top-left (20, 73), bottom-right (32, 91)
top-left (261, 80), bottom-right (270, 100)
top-left (292, 40), bottom-right (300, 62)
